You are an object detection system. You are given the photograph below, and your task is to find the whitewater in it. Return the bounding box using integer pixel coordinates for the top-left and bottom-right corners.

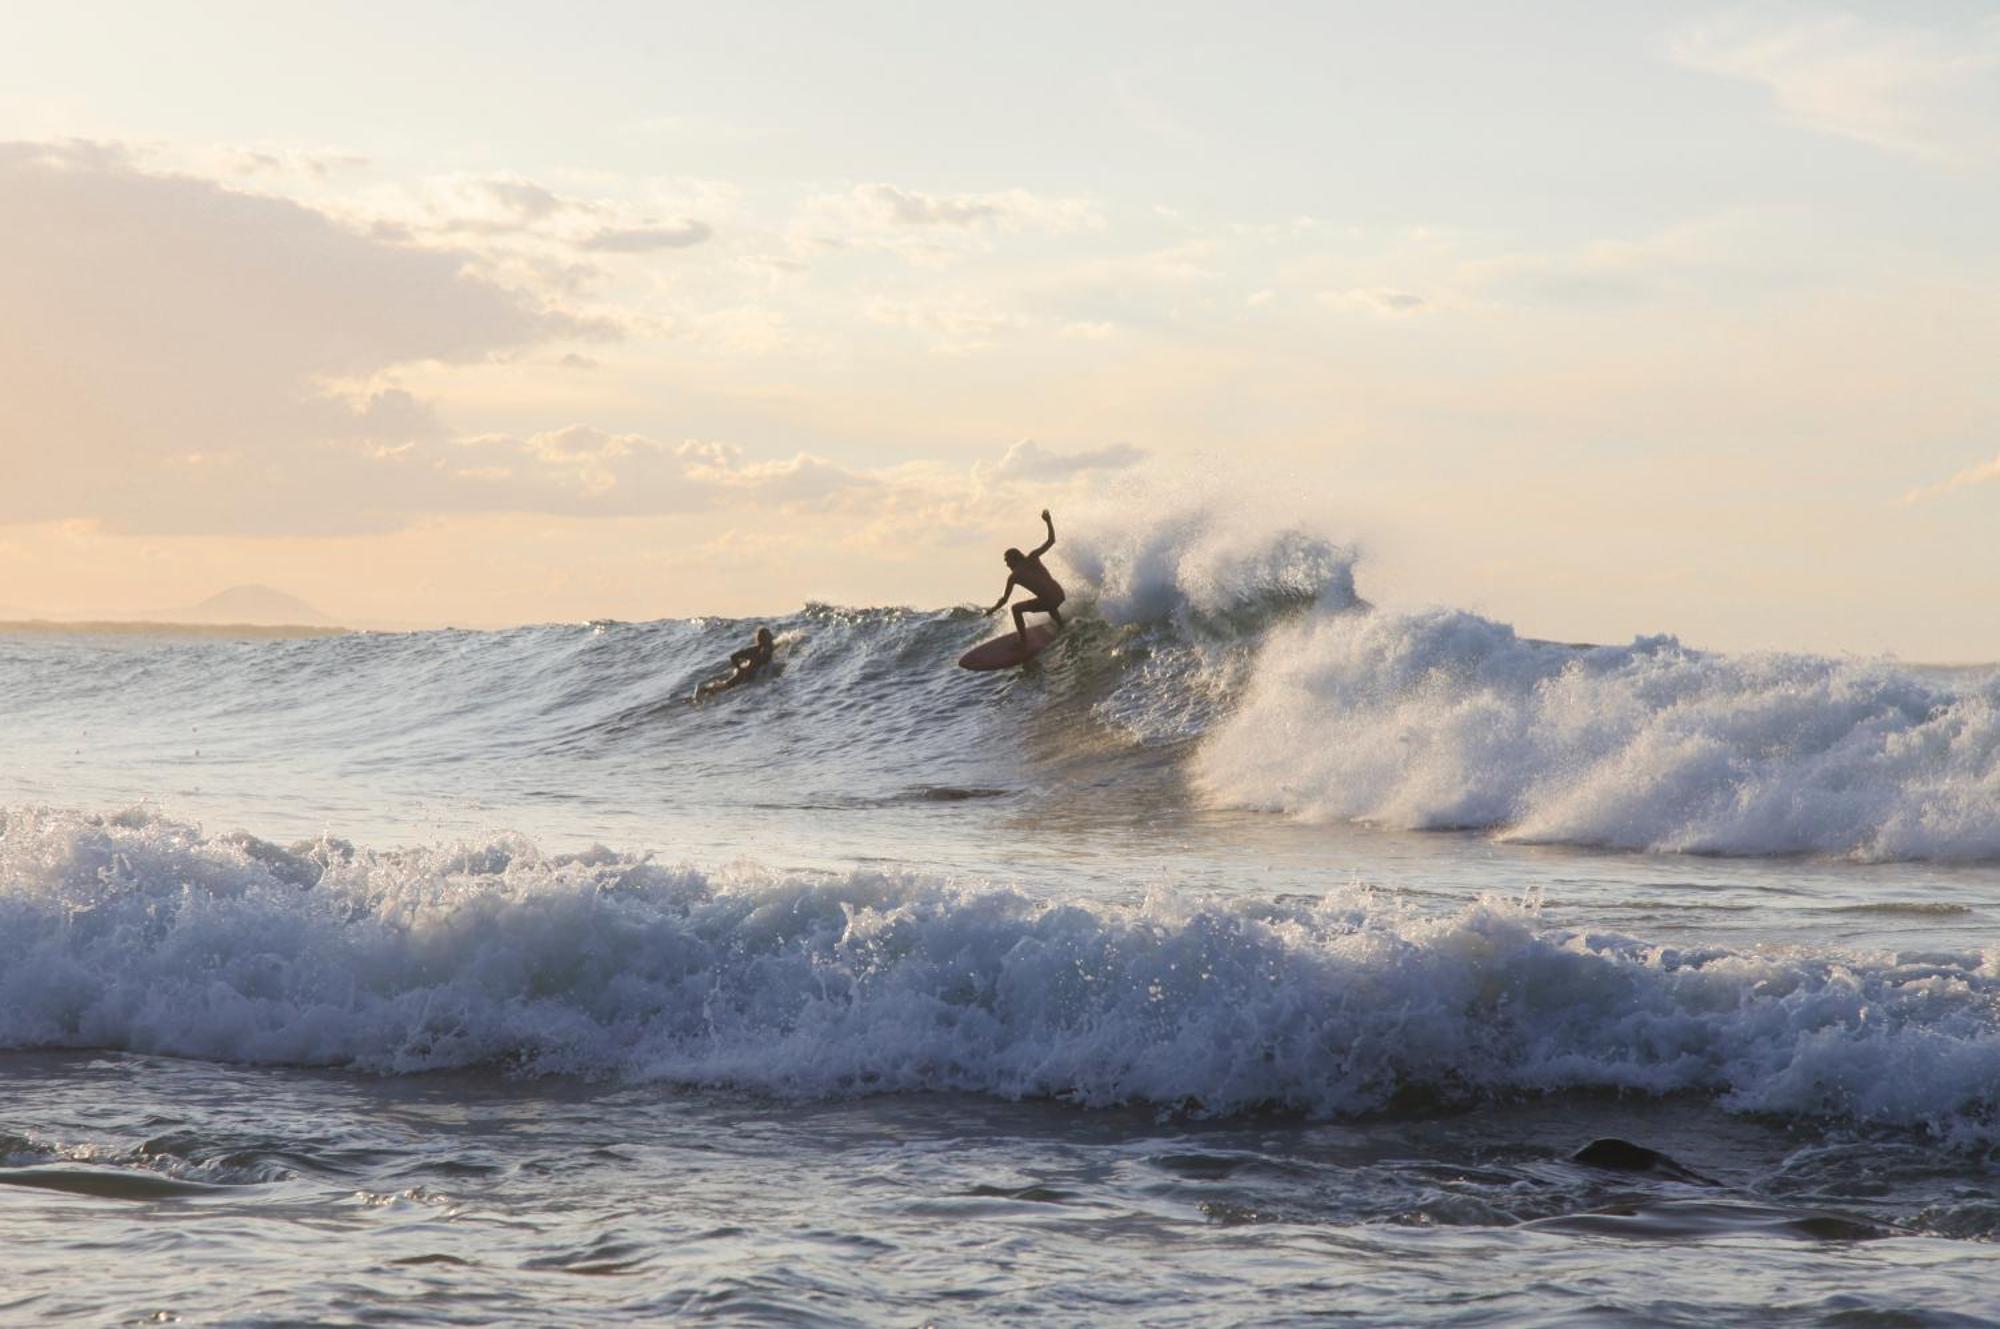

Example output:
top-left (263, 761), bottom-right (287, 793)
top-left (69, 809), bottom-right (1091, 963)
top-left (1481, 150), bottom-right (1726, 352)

top-left (3, 511), bottom-right (1998, 1326)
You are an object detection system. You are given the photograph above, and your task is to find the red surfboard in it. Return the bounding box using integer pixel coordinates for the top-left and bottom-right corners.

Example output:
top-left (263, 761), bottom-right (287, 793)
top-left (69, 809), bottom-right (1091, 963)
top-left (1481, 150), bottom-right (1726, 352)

top-left (958, 623), bottom-right (1059, 671)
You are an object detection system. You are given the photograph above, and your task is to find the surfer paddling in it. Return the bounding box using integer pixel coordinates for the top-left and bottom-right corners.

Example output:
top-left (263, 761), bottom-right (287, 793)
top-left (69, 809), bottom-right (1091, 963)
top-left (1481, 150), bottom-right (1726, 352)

top-left (697, 626), bottom-right (775, 699)
top-left (983, 510), bottom-right (1065, 645)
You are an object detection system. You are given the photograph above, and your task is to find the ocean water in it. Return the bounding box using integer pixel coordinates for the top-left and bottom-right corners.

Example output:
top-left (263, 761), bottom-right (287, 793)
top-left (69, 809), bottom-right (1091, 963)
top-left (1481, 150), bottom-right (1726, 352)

top-left (3, 511), bottom-right (1999, 1326)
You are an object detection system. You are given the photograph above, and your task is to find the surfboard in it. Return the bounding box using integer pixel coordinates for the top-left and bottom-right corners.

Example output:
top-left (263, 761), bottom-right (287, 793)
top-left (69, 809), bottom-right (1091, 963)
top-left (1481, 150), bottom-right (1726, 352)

top-left (958, 623), bottom-right (1058, 671)
top-left (692, 672), bottom-right (738, 702)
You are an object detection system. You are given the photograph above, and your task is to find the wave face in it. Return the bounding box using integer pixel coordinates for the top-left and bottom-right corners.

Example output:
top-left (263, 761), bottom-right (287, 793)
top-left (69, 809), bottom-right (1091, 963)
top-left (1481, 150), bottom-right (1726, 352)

top-left (3, 808), bottom-right (1996, 1138)
top-left (1193, 609), bottom-right (2000, 861)
top-left (1, 506), bottom-right (1995, 861)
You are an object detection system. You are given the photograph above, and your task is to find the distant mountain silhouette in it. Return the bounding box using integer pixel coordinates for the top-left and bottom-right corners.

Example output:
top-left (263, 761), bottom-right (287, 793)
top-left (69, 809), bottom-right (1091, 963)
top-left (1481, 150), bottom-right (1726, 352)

top-left (168, 585), bottom-right (335, 626)
top-left (0, 585), bottom-right (339, 631)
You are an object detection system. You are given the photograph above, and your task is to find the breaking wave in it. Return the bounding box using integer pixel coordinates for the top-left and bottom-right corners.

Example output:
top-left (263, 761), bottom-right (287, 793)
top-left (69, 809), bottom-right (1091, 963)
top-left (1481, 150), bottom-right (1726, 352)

top-left (1192, 608), bottom-right (2000, 861)
top-left (2, 503), bottom-right (1995, 861)
top-left (2, 808), bottom-right (1996, 1140)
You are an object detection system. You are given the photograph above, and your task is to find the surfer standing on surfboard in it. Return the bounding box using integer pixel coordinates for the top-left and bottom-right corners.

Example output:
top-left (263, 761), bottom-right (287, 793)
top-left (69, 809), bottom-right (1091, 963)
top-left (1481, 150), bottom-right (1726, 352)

top-left (982, 510), bottom-right (1065, 645)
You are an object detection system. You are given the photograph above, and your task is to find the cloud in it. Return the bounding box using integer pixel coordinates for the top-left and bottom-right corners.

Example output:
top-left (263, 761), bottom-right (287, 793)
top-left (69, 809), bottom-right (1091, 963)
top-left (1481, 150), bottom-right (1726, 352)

top-left (280, 170), bottom-right (729, 282)
top-left (580, 220), bottom-right (714, 252)
top-left (865, 295), bottom-right (1026, 351)
top-left (483, 178), bottom-right (568, 220)
top-left (979, 439), bottom-right (1149, 482)
top-left (216, 145), bottom-right (371, 182)
top-left (1321, 287), bottom-right (1430, 316)
top-left (1670, 11), bottom-right (2000, 163)
top-left (791, 183), bottom-right (1101, 264)
top-left (423, 427), bottom-right (874, 517)
top-left (0, 143), bottom-right (1166, 560)
top-left (432, 431), bottom-right (1147, 536)
top-left (762, 437), bottom-right (1164, 559)
top-left (1902, 452), bottom-right (2000, 505)
top-left (846, 183), bottom-right (1099, 232)
top-left (1457, 215), bottom-right (1791, 310)
top-left (1465, 254), bottom-right (1654, 308)
top-left (1018, 241), bottom-right (1221, 325)
top-left (862, 184), bottom-right (1012, 227)
top-left (0, 139), bottom-right (591, 535)
top-left (697, 451), bottom-right (874, 504)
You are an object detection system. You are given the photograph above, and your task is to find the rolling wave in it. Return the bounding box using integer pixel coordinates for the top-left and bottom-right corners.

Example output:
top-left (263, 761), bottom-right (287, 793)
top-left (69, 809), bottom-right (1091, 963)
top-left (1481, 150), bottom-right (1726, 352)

top-left (1, 506), bottom-right (1995, 861)
top-left (2, 808), bottom-right (1995, 1139)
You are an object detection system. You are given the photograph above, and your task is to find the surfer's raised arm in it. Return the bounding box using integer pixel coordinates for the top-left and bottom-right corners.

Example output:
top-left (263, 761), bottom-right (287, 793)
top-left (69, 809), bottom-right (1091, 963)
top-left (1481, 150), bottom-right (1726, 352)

top-left (1030, 509), bottom-right (1055, 557)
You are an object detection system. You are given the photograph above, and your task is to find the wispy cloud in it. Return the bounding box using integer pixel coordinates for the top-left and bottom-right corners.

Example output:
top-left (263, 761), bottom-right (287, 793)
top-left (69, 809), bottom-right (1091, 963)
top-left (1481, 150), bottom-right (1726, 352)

top-left (977, 439), bottom-right (1149, 482)
top-left (864, 295), bottom-right (1027, 352)
top-left (1320, 288), bottom-right (1430, 317)
top-left (1670, 9), bottom-right (2000, 164)
top-left (1902, 453), bottom-right (2000, 505)
top-left (444, 427), bottom-right (875, 514)
top-left (1459, 213), bottom-right (1800, 310)
top-left (481, 178), bottom-right (568, 220)
top-left (579, 220), bottom-right (713, 252)
top-left (791, 183), bottom-right (1101, 264)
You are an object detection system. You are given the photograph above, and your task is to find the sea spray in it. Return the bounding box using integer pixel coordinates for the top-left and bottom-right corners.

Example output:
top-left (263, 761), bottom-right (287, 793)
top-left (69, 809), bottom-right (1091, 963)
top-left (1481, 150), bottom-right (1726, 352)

top-left (1055, 503), bottom-right (1366, 744)
top-left (1058, 502), bottom-right (1362, 629)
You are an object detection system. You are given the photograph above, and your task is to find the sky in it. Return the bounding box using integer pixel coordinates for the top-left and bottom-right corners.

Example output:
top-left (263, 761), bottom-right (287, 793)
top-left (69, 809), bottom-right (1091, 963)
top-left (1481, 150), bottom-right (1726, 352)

top-left (0, 1), bottom-right (1995, 656)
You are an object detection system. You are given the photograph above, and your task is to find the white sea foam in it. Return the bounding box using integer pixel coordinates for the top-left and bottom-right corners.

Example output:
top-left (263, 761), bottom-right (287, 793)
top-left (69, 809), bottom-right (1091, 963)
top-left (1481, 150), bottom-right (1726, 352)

top-left (1194, 606), bottom-right (2000, 861)
top-left (3, 808), bottom-right (1995, 1139)
top-left (1054, 503), bottom-right (1365, 745)
top-left (1059, 503), bottom-right (1360, 628)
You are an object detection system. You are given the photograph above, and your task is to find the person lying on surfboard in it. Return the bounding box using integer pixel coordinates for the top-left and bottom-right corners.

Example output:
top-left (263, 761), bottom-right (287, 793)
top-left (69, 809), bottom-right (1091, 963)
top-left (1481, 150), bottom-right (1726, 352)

top-left (982, 510), bottom-right (1065, 645)
top-left (696, 626), bottom-right (775, 699)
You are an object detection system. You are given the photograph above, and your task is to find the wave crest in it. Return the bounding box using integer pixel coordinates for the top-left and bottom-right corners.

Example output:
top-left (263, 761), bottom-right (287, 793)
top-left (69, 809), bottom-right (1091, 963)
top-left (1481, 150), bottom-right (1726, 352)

top-left (1061, 506), bottom-right (1361, 629)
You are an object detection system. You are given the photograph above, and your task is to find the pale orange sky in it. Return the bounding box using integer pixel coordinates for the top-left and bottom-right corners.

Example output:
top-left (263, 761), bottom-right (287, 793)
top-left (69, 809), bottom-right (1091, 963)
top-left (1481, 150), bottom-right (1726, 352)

top-left (2, 4), bottom-right (1996, 656)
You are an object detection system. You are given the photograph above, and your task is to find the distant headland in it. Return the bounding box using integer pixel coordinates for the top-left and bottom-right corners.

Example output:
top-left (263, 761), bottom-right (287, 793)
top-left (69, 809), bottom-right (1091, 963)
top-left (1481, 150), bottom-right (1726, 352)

top-left (0, 585), bottom-right (346, 638)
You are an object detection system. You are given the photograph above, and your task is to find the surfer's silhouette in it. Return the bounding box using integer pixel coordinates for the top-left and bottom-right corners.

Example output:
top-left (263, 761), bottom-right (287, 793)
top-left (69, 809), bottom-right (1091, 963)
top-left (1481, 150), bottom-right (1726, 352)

top-left (983, 510), bottom-right (1065, 645)
top-left (696, 626), bottom-right (775, 699)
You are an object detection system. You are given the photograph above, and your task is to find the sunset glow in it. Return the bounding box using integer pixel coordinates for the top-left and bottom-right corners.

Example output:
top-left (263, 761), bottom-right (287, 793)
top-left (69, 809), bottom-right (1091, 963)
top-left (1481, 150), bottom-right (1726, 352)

top-left (3, 3), bottom-right (1996, 654)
